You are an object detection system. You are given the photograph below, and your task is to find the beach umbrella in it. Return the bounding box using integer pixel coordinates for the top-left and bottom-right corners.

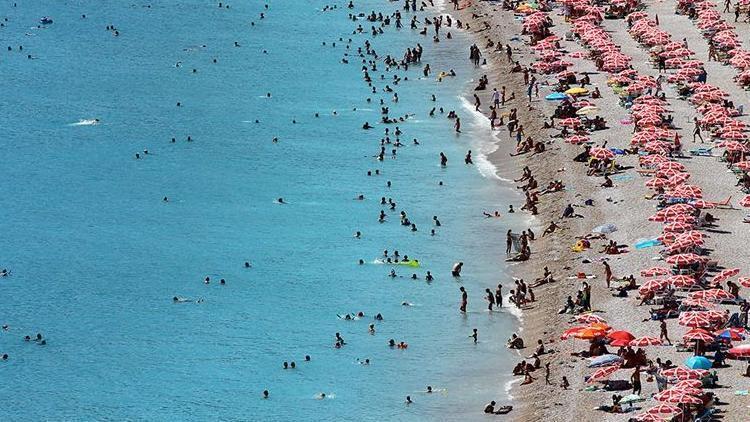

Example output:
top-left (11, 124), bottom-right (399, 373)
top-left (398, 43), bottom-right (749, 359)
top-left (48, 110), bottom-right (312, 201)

top-left (663, 204), bottom-right (695, 215)
top-left (739, 277), bottom-right (750, 288)
top-left (545, 92), bottom-right (568, 101)
top-left (607, 330), bottom-right (635, 343)
top-left (682, 298), bottom-right (714, 309)
top-left (715, 328), bottom-right (746, 341)
top-left (665, 275), bottom-right (697, 288)
top-left (588, 354), bottom-right (623, 367)
top-left (684, 356), bottom-right (712, 370)
top-left (661, 367), bottom-right (708, 380)
top-left (645, 404), bottom-right (682, 418)
top-left (690, 288), bottom-right (735, 302)
top-left (575, 314), bottom-right (606, 324)
top-left (657, 393), bottom-right (703, 405)
top-left (673, 379), bottom-right (703, 389)
top-left (561, 326), bottom-right (586, 339)
top-left (728, 344), bottom-right (750, 358)
top-left (712, 268), bottom-right (740, 283)
top-left (683, 328), bottom-right (715, 342)
top-left (689, 200), bottom-right (716, 209)
top-left (645, 178), bottom-right (668, 188)
top-left (565, 87), bottom-right (589, 96)
top-left (657, 162), bottom-right (685, 171)
top-left (558, 118), bottom-right (581, 127)
top-left (639, 279), bottom-right (668, 295)
top-left (629, 337), bottom-right (662, 347)
top-left (666, 253), bottom-right (702, 265)
top-left (589, 147), bottom-right (614, 160)
top-left (565, 135), bottom-right (590, 144)
top-left (739, 195), bottom-right (750, 207)
top-left (641, 267), bottom-right (670, 277)
top-left (678, 312), bottom-right (713, 328)
top-left (667, 173), bottom-right (690, 186)
top-left (663, 222), bottom-right (693, 233)
top-left (586, 364), bottom-right (621, 383)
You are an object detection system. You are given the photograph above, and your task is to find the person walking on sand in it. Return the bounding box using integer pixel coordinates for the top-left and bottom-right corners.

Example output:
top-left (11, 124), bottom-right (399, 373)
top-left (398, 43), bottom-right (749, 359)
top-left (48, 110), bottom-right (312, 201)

top-left (660, 319), bottom-right (672, 345)
top-left (459, 286), bottom-right (468, 313)
top-left (693, 117), bottom-right (703, 142)
top-left (603, 261), bottom-right (612, 288)
top-left (492, 88), bottom-right (500, 108)
top-left (545, 362), bottom-right (551, 385)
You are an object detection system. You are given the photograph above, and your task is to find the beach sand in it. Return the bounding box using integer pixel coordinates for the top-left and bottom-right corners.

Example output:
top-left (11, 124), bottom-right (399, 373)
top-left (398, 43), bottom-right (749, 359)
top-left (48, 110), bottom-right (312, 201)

top-left (449, 0), bottom-right (750, 420)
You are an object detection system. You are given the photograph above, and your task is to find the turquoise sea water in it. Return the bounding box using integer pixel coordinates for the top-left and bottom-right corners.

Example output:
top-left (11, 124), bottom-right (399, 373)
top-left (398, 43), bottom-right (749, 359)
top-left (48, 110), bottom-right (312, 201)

top-left (0, 1), bottom-right (523, 420)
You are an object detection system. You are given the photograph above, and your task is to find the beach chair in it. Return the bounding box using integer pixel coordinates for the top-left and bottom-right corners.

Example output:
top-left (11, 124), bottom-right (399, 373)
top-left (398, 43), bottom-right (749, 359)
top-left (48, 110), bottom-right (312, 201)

top-left (688, 147), bottom-right (713, 157)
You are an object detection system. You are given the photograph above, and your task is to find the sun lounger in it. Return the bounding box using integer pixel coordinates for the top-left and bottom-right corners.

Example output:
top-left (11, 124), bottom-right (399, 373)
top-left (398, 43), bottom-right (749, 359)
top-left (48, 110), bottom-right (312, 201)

top-left (688, 148), bottom-right (713, 157)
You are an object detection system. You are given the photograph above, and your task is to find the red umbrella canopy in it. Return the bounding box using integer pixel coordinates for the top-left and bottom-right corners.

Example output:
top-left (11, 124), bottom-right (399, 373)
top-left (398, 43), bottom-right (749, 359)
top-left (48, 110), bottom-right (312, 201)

top-left (641, 267), bottom-right (670, 277)
top-left (629, 336), bottom-right (662, 347)
top-left (587, 364), bottom-right (622, 383)
top-left (665, 253), bottom-right (703, 265)
top-left (678, 311), bottom-right (714, 328)
top-left (656, 393), bottom-right (703, 404)
top-left (661, 367), bottom-right (708, 380)
top-left (728, 344), bottom-right (750, 358)
top-left (645, 404), bottom-right (683, 417)
top-left (674, 379), bottom-right (703, 389)
top-left (739, 195), bottom-right (750, 208)
top-left (712, 268), bottom-right (740, 283)
top-left (689, 288), bottom-right (735, 302)
top-left (683, 328), bottom-right (715, 342)
top-left (738, 277), bottom-right (750, 288)
top-left (590, 147), bottom-right (614, 160)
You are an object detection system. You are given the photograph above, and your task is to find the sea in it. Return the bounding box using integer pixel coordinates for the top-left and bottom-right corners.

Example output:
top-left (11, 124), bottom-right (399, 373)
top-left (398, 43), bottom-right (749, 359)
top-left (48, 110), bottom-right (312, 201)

top-left (0, 1), bottom-right (525, 420)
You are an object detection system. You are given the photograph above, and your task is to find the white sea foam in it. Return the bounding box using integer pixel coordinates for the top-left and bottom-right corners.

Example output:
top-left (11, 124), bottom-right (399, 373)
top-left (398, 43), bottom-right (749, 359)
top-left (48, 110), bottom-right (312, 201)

top-left (458, 96), bottom-right (515, 182)
top-left (68, 119), bottom-right (99, 126)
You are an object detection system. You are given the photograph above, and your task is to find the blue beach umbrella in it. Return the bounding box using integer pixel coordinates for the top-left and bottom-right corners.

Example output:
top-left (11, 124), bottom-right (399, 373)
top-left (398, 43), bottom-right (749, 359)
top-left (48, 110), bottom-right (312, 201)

top-left (545, 92), bottom-right (568, 101)
top-left (588, 354), bottom-right (623, 368)
top-left (684, 356), bottom-right (712, 370)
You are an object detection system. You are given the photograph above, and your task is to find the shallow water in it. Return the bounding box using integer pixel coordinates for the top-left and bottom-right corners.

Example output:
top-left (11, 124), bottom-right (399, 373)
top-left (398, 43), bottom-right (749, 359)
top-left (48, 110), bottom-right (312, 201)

top-left (0, 1), bottom-right (523, 420)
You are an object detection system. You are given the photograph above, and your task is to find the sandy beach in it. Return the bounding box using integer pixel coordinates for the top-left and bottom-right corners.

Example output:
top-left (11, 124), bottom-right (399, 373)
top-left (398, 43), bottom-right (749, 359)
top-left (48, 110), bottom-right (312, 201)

top-left (449, 0), bottom-right (750, 420)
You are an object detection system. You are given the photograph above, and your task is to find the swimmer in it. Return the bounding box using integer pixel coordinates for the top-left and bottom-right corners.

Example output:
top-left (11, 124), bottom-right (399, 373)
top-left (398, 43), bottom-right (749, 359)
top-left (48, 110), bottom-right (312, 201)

top-left (426, 271), bottom-right (433, 281)
top-left (508, 205), bottom-right (515, 213)
top-left (355, 231), bottom-right (361, 238)
top-left (406, 396), bottom-right (413, 404)
top-left (244, 261), bottom-right (252, 268)
top-left (277, 197), bottom-right (285, 204)
top-left (426, 386), bottom-right (433, 393)
top-left (368, 324), bottom-right (375, 334)
top-left (305, 355), bottom-right (311, 361)
top-left (263, 390), bottom-right (269, 399)
top-left (470, 328), bottom-right (478, 343)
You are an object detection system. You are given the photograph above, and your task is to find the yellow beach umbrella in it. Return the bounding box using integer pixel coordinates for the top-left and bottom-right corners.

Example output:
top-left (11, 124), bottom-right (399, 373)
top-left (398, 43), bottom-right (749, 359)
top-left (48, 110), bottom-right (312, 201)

top-left (565, 87), bottom-right (589, 96)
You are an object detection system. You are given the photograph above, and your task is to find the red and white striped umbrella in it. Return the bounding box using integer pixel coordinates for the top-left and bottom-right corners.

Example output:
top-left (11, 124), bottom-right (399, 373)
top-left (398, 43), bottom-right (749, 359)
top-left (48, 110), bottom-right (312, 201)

top-left (728, 344), bottom-right (750, 358)
top-left (665, 253), bottom-right (703, 265)
top-left (575, 314), bottom-right (607, 324)
top-left (678, 312), bottom-right (713, 328)
top-left (663, 204), bottom-right (695, 215)
top-left (690, 289), bottom-right (735, 302)
top-left (590, 147), bottom-right (614, 160)
top-left (738, 277), bottom-right (750, 288)
top-left (641, 267), bottom-right (670, 277)
top-left (682, 298), bottom-right (715, 309)
top-left (657, 162), bottom-right (685, 171)
top-left (683, 328), bottom-right (715, 342)
top-left (629, 336), bottom-right (663, 347)
top-left (689, 200), bottom-right (716, 209)
top-left (639, 279), bottom-right (669, 294)
top-left (645, 178), bottom-right (668, 188)
top-left (739, 195), bottom-right (750, 208)
top-left (673, 379), bottom-right (703, 389)
top-left (586, 364), bottom-right (622, 383)
top-left (667, 274), bottom-right (698, 288)
top-left (663, 222), bottom-right (694, 233)
top-left (712, 268), bottom-right (740, 283)
top-left (656, 393), bottom-right (702, 404)
top-left (669, 386), bottom-right (703, 397)
top-left (661, 367), bottom-right (708, 380)
top-left (644, 404), bottom-right (682, 417)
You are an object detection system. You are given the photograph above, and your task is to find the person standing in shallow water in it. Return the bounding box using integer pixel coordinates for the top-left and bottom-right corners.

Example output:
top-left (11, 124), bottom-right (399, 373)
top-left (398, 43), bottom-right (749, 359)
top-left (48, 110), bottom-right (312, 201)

top-left (459, 286), bottom-right (467, 312)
